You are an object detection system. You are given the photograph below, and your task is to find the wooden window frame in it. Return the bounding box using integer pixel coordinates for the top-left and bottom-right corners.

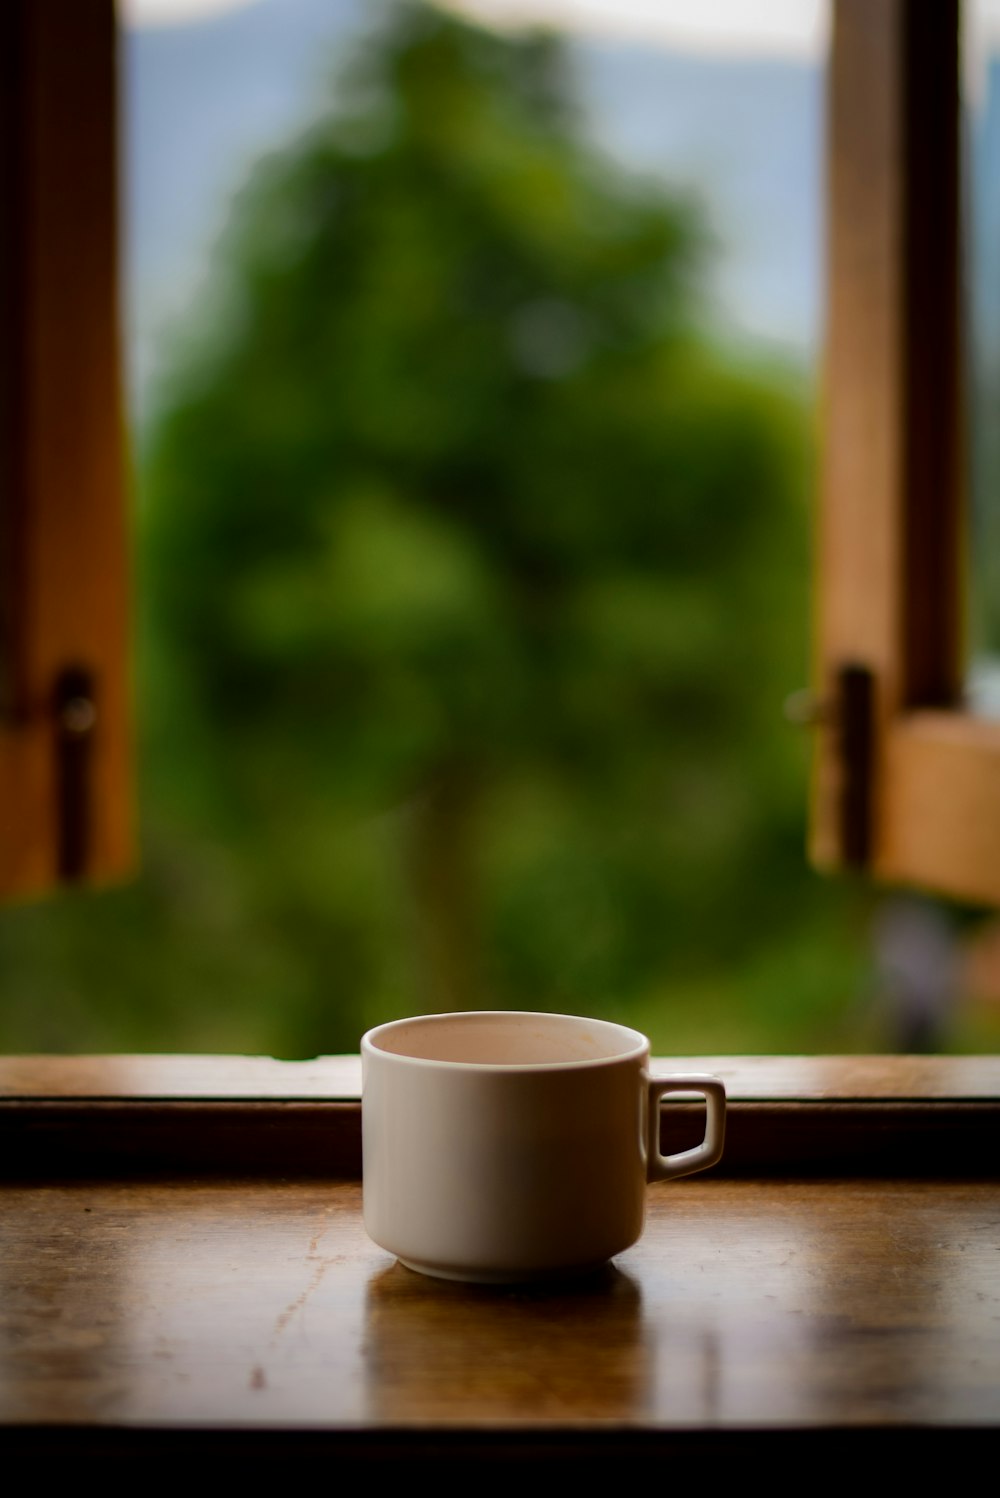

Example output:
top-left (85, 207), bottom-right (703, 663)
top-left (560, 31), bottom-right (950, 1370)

top-left (0, 0), bottom-right (132, 899)
top-left (813, 0), bottom-right (1000, 906)
top-left (0, 4), bottom-right (994, 914)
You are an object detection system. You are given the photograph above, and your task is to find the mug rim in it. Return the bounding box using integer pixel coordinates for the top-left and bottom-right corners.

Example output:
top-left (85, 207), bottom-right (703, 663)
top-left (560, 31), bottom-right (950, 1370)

top-left (361, 1009), bottom-right (650, 1073)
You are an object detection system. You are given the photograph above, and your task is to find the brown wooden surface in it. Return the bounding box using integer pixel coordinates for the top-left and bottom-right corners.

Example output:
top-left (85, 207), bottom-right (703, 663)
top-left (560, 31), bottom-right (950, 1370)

top-left (814, 0), bottom-right (1000, 903)
top-left (817, 0), bottom-right (904, 713)
top-left (814, 0), bottom-right (905, 869)
top-left (3, 1056), bottom-right (997, 1456)
top-left (1, 1176), bottom-right (998, 1447)
top-left (882, 712), bottom-right (1000, 905)
top-left (0, 0), bottom-right (132, 896)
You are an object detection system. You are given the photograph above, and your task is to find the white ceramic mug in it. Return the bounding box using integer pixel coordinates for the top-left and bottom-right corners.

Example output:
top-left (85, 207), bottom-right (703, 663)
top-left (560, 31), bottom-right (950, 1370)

top-left (361, 1010), bottom-right (726, 1283)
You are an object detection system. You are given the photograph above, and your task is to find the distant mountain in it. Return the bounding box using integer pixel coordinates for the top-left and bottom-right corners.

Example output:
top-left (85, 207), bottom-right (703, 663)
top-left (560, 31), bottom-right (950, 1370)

top-left (123, 0), bottom-right (823, 424)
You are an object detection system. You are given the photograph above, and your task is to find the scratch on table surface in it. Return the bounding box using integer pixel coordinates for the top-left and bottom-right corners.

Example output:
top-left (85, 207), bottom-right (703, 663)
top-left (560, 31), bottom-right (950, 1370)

top-left (270, 1204), bottom-right (338, 1344)
top-left (307, 1212), bottom-right (333, 1260)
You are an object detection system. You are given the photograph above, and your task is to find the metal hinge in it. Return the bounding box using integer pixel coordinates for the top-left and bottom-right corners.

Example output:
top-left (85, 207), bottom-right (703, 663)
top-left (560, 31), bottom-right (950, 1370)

top-left (787, 662), bottom-right (875, 870)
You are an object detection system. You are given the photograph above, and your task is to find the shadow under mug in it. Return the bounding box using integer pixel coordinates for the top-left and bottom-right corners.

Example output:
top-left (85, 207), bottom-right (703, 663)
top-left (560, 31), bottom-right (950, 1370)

top-left (361, 1010), bottom-right (726, 1283)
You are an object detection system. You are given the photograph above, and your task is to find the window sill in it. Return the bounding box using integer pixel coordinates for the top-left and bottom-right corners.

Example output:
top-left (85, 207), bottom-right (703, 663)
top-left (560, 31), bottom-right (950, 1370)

top-left (2, 1053), bottom-right (998, 1462)
top-left (2, 1053), bottom-right (998, 1177)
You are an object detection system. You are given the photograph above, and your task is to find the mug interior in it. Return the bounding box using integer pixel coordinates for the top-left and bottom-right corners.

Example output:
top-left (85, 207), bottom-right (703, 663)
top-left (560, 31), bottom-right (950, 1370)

top-left (365, 1011), bottom-right (647, 1067)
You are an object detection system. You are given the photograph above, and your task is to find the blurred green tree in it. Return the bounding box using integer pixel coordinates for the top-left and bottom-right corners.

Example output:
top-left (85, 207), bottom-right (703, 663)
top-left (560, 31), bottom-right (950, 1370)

top-left (0, 2), bottom-right (863, 1057)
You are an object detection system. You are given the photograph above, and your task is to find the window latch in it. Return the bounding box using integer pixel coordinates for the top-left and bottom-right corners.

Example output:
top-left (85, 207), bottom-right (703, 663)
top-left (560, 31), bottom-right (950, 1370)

top-left (53, 665), bottom-right (97, 882)
top-left (835, 662), bottom-right (875, 869)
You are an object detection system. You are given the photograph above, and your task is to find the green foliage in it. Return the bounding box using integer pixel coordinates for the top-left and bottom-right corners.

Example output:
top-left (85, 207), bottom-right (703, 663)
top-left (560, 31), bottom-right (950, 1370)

top-left (0, 2), bottom-right (870, 1056)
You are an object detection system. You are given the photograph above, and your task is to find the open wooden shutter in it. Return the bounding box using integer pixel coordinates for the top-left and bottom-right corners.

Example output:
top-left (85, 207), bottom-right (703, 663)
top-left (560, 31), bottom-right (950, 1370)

top-left (0, 0), bottom-right (132, 898)
top-left (812, 0), bottom-right (1000, 907)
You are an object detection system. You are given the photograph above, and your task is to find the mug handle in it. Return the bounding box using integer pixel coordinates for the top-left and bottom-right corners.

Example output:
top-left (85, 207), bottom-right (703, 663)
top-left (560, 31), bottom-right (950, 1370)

top-left (646, 1074), bottom-right (726, 1182)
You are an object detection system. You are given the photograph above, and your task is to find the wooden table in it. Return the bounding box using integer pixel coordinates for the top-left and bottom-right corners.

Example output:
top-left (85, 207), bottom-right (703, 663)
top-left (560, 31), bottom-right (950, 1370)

top-left (2, 1056), bottom-right (999, 1470)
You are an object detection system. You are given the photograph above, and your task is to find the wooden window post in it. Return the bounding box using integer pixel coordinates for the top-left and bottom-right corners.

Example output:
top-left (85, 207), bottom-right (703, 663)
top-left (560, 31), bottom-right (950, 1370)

top-left (0, 0), bottom-right (132, 897)
top-left (814, 0), bottom-right (1000, 906)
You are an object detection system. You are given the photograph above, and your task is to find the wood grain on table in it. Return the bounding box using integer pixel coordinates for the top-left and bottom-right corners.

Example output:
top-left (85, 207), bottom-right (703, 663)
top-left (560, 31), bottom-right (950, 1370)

top-left (2, 1176), bottom-right (998, 1432)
